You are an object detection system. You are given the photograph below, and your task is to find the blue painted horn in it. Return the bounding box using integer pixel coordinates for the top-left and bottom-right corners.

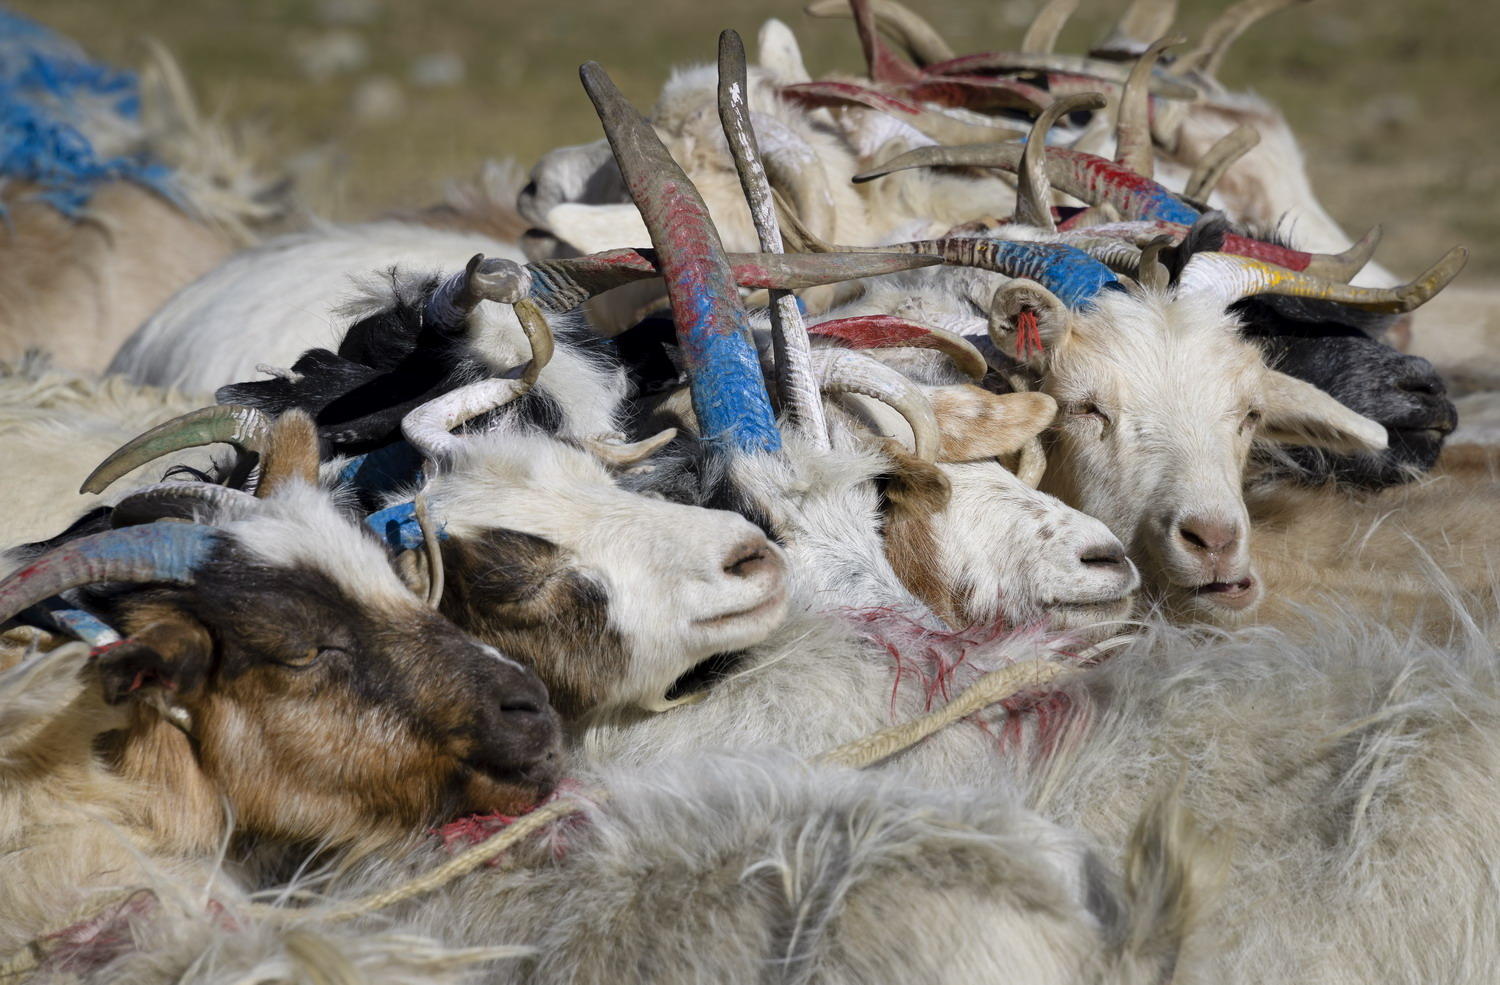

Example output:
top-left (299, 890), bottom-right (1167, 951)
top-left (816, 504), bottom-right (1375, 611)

top-left (579, 60), bottom-right (781, 454)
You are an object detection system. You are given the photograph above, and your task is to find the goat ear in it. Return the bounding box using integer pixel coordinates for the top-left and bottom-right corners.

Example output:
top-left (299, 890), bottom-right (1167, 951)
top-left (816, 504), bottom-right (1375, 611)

top-left (988, 280), bottom-right (1071, 368)
top-left (929, 386), bottom-right (1058, 462)
top-left (758, 18), bottom-right (812, 83)
top-left (96, 610), bottom-right (213, 705)
top-left (1259, 370), bottom-right (1389, 454)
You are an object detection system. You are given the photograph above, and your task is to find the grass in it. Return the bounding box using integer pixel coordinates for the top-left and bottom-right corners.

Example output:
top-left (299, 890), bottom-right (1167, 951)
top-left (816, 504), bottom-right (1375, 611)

top-left (16, 0), bottom-right (1498, 278)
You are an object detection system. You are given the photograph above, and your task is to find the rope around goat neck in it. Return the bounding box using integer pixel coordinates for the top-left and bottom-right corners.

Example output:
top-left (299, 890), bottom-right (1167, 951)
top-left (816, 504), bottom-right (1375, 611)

top-left (236, 655), bottom-right (1073, 926)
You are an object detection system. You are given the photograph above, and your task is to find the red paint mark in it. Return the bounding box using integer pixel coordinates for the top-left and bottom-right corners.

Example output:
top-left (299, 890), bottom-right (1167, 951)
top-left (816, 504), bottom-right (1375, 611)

top-left (88, 638), bottom-right (132, 659)
top-left (430, 780), bottom-right (591, 865)
top-left (1016, 309), bottom-right (1043, 360)
top-left (811, 315), bottom-right (932, 349)
top-left (42, 890), bottom-right (158, 974)
top-left (780, 82), bottom-right (922, 116)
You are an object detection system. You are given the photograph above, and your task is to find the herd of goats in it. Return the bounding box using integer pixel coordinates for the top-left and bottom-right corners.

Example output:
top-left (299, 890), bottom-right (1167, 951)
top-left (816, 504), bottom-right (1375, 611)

top-left (3, 1), bottom-right (1500, 982)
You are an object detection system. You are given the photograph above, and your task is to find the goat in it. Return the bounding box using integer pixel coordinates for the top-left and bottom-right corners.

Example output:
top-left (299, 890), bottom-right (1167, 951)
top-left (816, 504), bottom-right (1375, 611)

top-left (0, 13), bottom-right (287, 373)
top-left (0, 477), bottom-right (559, 968)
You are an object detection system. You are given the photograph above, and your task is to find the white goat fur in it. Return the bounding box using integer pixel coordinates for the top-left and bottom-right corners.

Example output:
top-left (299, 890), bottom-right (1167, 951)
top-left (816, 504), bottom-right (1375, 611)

top-left (0, 357), bottom-right (214, 550)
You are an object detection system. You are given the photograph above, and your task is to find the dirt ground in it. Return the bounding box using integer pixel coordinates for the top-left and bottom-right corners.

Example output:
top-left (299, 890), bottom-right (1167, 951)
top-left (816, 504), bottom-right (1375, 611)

top-left (19, 0), bottom-right (1499, 280)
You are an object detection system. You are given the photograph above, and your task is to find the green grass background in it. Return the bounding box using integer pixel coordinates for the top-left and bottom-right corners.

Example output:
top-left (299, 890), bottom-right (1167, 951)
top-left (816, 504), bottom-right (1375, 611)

top-left (21, 0), bottom-right (1498, 278)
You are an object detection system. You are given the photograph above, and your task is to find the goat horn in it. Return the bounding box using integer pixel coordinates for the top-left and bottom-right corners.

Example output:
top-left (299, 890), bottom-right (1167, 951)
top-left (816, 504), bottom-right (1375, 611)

top-left (414, 493), bottom-right (445, 609)
top-left (426, 254), bottom-right (533, 331)
top-left (1015, 436), bottom-right (1047, 487)
top-left (1136, 235), bottom-right (1174, 292)
top-left (401, 378), bottom-right (533, 464)
top-left (1116, 36), bottom-right (1186, 179)
top-left (1175, 0), bottom-right (1310, 80)
top-left (1302, 226), bottom-right (1383, 282)
top-left (856, 143), bottom-right (1201, 224)
top-left (0, 524), bottom-right (220, 630)
top-left (719, 30), bottom-right (829, 447)
top-left (815, 349), bottom-right (940, 461)
top-left (579, 428), bottom-right (679, 467)
top-left (809, 315), bottom-right (988, 381)
top-left (847, 0), bottom-right (924, 83)
top-left (527, 248), bottom-right (941, 312)
top-left (777, 81), bottom-right (1042, 142)
top-left (582, 60), bottom-right (780, 452)
top-left (804, 0), bottom-right (955, 65)
top-left (1021, 0), bottom-right (1079, 54)
top-left (749, 111), bottom-right (839, 253)
top-left (923, 52), bottom-right (1198, 101)
top-left (1179, 246), bottom-right (1468, 313)
top-left (80, 405), bottom-right (273, 497)
top-left (1019, 92), bottom-right (1109, 230)
top-left (1183, 124), bottom-right (1260, 201)
top-left (1067, 218), bottom-right (1381, 281)
top-left (109, 482), bottom-right (263, 528)
top-left (1093, 0), bottom-right (1180, 57)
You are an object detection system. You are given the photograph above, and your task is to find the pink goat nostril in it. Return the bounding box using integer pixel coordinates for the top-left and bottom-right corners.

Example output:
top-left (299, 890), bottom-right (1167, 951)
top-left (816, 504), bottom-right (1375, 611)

top-left (1176, 516), bottom-right (1239, 555)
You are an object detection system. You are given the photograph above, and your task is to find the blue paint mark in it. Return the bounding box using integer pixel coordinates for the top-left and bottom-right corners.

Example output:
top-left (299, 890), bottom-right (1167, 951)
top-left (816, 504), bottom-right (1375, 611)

top-left (985, 240), bottom-right (1122, 309)
top-left (1140, 189), bottom-right (1199, 225)
top-left (20, 599), bottom-right (119, 646)
top-left (0, 8), bottom-right (180, 216)
top-left (365, 501), bottom-right (448, 553)
top-left (675, 273), bottom-right (782, 455)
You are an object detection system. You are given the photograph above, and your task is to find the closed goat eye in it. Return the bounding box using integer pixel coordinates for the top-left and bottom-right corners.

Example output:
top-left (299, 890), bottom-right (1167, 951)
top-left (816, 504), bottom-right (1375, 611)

top-left (1068, 401), bottom-right (1110, 428)
top-left (273, 646), bottom-right (341, 669)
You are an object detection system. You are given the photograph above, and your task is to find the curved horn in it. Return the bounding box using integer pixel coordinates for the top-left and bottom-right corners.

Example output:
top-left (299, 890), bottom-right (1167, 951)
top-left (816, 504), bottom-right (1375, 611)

top-left (1183, 123), bottom-right (1260, 201)
top-left (426, 254), bottom-right (534, 331)
top-left (413, 493), bottom-right (445, 609)
top-left (401, 378), bottom-right (533, 464)
top-left (856, 143), bottom-right (1202, 224)
top-left (719, 30), bottom-right (829, 447)
top-left (1179, 246), bottom-right (1468, 313)
top-left (847, 0), bottom-right (923, 83)
top-left (1136, 235), bottom-right (1174, 292)
top-left (1175, 0), bottom-right (1310, 80)
top-left (1094, 0), bottom-right (1180, 56)
top-left (815, 349), bottom-right (940, 461)
top-left (809, 315), bottom-right (988, 382)
top-left (1018, 92), bottom-right (1109, 230)
top-left (0, 524), bottom-right (220, 629)
top-left (581, 60), bottom-right (780, 453)
top-left (578, 428), bottom-right (679, 467)
top-left (923, 52), bottom-right (1198, 101)
top-left (110, 482), bottom-right (263, 528)
top-left (1021, 0), bottom-right (1080, 54)
top-left (1302, 226), bottom-right (1382, 282)
top-left (80, 405), bottom-right (273, 497)
top-left (804, 0), bottom-right (955, 65)
top-left (777, 81), bottom-right (1043, 142)
top-left (1015, 436), bottom-right (1047, 488)
top-left (1115, 36), bottom-right (1186, 179)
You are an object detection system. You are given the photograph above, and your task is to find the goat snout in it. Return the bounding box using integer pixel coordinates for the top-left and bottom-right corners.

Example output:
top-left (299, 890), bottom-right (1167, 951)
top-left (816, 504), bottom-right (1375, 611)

top-left (722, 537), bottom-right (780, 580)
top-left (468, 666), bottom-right (562, 791)
top-left (1175, 515), bottom-right (1240, 558)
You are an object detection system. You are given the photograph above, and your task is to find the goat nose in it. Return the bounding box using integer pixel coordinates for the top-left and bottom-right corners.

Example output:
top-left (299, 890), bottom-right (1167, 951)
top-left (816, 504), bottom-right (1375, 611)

top-left (1176, 516), bottom-right (1239, 555)
top-left (722, 537), bottom-right (777, 579)
top-left (1078, 542), bottom-right (1128, 571)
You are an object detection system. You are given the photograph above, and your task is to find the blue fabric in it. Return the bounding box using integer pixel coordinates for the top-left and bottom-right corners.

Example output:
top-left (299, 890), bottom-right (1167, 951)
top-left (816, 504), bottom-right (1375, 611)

top-left (0, 7), bottom-right (177, 215)
top-left (366, 501), bottom-right (449, 553)
top-left (337, 441), bottom-right (426, 505)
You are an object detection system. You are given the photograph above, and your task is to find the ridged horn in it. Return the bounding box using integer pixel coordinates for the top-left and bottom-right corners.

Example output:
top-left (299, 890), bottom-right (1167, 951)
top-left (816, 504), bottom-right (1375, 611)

top-left (425, 254), bottom-right (533, 331)
top-left (0, 524), bottom-right (220, 629)
top-left (923, 52), bottom-right (1199, 101)
top-left (1175, 0), bottom-right (1311, 80)
top-left (1179, 246), bottom-right (1468, 313)
top-left (581, 60), bottom-right (780, 453)
top-left (856, 143), bottom-right (1202, 224)
top-left (401, 378), bottom-right (533, 464)
top-left (1018, 92), bottom-right (1109, 230)
top-left (808, 315), bottom-right (988, 381)
top-left (526, 248), bottom-right (941, 312)
top-left (1021, 0), bottom-right (1080, 54)
top-left (1115, 36), bottom-right (1186, 179)
top-left (1183, 124), bottom-right (1259, 201)
top-left (1064, 218), bottom-right (1380, 281)
top-left (815, 349), bottom-right (940, 461)
top-left (579, 428), bottom-right (679, 467)
top-left (80, 405), bottom-right (273, 497)
top-left (804, 0), bottom-right (955, 65)
top-left (110, 482), bottom-right (262, 528)
top-left (719, 29), bottom-right (829, 446)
